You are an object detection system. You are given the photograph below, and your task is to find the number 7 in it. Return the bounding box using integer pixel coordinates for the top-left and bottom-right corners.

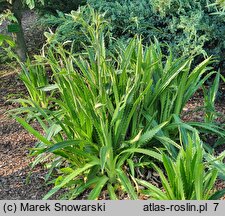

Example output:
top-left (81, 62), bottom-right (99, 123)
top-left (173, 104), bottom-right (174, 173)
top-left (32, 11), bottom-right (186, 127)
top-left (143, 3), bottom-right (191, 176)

top-left (213, 203), bottom-right (219, 211)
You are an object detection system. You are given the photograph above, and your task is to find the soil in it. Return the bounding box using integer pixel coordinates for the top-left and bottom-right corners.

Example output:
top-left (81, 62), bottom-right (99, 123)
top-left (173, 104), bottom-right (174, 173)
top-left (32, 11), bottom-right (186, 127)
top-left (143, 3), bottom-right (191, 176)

top-left (0, 11), bottom-right (59, 200)
top-left (0, 66), bottom-right (62, 199)
top-left (0, 11), bottom-right (225, 200)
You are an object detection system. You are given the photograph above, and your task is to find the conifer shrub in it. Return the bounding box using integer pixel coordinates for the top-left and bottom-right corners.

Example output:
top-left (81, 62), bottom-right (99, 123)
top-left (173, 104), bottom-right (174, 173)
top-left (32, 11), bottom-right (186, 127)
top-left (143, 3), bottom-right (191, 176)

top-left (40, 0), bottom-right (225, 72)
top-left (36, 0), bottom-right (86, 15)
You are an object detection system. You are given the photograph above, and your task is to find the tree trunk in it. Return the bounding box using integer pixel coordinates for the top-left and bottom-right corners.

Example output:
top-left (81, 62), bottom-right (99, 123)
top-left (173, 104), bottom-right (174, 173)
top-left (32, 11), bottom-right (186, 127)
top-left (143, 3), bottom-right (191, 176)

top-left (12, 0), bottom-right (27, 61)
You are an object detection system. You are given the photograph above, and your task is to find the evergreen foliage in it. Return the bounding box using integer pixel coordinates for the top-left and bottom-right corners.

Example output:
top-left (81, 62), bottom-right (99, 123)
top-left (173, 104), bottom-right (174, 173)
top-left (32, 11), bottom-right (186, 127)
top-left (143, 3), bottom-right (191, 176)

top-left (41, 0), bottom-right (225, 70)
top-left (36, 0), bottom-right (86, 15)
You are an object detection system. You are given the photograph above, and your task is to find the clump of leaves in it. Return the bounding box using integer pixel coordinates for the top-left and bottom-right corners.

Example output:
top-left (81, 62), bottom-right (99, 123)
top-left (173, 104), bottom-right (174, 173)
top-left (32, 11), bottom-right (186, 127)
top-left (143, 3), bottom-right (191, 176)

top-left (13, 9), bottom-right (225, 200)
top-left (203, 72), bottom-right (221, 123)
top-left (14, 10), bottom-right (169, 200)
top-left (138, 132), bottom-right (225, 200)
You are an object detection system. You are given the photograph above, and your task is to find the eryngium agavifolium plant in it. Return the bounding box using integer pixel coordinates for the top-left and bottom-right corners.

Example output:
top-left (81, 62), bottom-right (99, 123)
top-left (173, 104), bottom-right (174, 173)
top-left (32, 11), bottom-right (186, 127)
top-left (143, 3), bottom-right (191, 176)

top-left (14, 9), bottom-right (224, 199)
top-left (137, 132), bottom-right (225, 200)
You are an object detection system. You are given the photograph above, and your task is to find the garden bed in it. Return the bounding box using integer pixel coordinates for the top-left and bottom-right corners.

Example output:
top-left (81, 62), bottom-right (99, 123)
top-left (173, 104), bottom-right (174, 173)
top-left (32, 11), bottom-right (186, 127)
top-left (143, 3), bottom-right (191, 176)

top-left (0, 67), bottom-right (224, 200)
top-left (0, 8), bottom-right (225, 200)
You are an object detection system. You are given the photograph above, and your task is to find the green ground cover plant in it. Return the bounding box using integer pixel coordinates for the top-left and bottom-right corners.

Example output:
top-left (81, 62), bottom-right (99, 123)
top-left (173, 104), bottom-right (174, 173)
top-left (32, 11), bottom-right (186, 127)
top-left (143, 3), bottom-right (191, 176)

top-left (11, 9), bottom-right (225, 200)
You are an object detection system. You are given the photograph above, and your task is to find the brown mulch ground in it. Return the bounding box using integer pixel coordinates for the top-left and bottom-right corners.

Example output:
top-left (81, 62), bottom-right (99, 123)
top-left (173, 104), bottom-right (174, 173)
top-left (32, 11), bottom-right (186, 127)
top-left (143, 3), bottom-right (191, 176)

top-left (0, 11), bottom-right (59, 200)
top-left (0, 66), bottom-right (56, 199)
top-left (0, 11), bottom-right (225, 200)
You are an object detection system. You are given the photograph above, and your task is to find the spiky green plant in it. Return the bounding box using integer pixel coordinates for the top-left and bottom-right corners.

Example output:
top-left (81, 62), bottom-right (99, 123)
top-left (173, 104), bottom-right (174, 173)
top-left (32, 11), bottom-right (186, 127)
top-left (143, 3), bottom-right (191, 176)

top-left (137, 132), bottom-right (225, 200)
top-left (203, 72), bottom-right (220, 123)
top-left (13, 9), bottom-right (225, 200)
top-left (14, 10), bottom-right (170, 200)
top-left (18, 59), bottom-right (51, 109)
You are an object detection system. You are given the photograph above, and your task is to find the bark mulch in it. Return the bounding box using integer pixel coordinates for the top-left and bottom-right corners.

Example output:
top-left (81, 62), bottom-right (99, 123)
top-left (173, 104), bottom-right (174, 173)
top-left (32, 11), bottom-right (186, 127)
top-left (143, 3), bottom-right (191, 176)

top-left (0, 67), bottom-right (57, 199)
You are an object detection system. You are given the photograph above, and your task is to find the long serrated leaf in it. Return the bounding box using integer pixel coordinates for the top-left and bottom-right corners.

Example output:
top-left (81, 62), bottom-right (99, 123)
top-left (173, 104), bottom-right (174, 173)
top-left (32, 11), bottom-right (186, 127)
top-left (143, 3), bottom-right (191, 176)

top-left (107, 183), bottom-right (118, 200)
top-left (121, 148), bottom-right (162, 162)
top-left (15, 117), bottom-right (52, 145)
top-left (136, 178), bottom-right (168, 200)
top-left (88, 175), bottom-right (108, 200)
top-left (45, 140), bottom-right (89, 153)
top-left (100, 146), bottom-right (108, 172)
top-left (153, 164), bottom-right (175, 200)
top-left (138, 121), bottom-right (168, 146)
top-left (116, 168), bottom-right (138, 200)
top-left (209, 189), bottom-right (225, 200)
top-left (69, 177), bottom-right (101, 200)
top-left (43, 161), bottom-right (98, 200)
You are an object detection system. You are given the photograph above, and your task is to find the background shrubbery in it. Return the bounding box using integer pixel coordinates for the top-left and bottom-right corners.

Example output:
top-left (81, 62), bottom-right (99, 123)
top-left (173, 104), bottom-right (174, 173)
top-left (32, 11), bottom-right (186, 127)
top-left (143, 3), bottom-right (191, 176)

top-left (36, 0), bottom-right (86, 15)
top-left (40, 0), bottom-right (225, 72)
